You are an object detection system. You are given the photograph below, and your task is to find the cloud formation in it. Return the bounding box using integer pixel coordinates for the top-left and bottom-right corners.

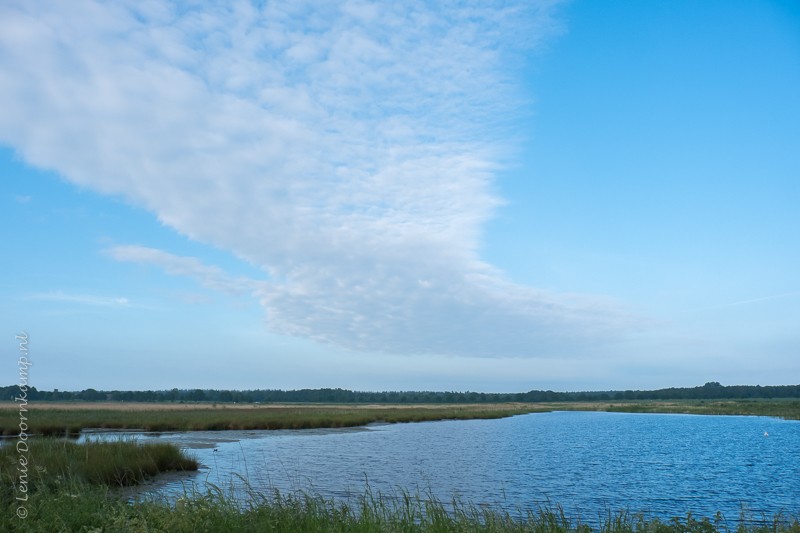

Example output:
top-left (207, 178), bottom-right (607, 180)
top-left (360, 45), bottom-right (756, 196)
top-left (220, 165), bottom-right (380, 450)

top-left (1, 0), bottom-right (636, 357)
top-left (29, 291), bottom-right (131, 308)
top-left (106, 244), bottom-right (265, 296)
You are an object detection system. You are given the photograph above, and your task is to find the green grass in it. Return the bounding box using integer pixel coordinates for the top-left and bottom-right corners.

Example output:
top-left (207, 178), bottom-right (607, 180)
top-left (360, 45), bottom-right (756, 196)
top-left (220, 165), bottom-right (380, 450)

top-left (3, 482), bottom-right (799, 532)
top-left (0, 438), bottom-right (198, 494)
top-left (587, 399), bottom-right (800, 419)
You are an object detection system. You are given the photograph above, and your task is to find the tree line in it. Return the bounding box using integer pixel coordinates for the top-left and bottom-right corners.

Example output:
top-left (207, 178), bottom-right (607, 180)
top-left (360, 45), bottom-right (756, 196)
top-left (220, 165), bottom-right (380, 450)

top-left (2, 381), bottom-right (800, 404)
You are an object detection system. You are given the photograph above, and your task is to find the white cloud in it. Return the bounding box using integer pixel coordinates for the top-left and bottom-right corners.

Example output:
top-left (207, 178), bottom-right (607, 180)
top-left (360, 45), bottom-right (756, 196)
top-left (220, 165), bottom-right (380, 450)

top-left (727, 290), bottom-right (800, 307)
top-left (29, 291), bottom-right (132, 308)
top-left (106, 244), bottom-right (265, 296)
top-left (0, 0), bottom-right (638, 358)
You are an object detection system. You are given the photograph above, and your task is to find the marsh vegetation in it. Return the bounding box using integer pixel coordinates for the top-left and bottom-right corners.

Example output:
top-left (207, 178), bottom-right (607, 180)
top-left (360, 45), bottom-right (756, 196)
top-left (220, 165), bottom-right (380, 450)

top-left (1, 399), bottom-right (798, 437)
top-left (3, 469), bottom-right (800, 532)
top-left (0, 438), bottom-right (198, 493)
top-left (0, 403), bottom-right (547, 436)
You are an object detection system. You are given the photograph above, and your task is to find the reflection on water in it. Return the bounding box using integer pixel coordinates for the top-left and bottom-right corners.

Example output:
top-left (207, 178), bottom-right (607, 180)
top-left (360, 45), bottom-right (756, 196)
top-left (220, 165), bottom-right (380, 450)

top-left (81, 412), bottom-right (800, 521)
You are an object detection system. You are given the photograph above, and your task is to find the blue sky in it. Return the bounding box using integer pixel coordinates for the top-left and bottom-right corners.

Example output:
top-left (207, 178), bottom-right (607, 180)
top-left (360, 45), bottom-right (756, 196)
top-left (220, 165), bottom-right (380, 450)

top-left (1, 0), bottom-right (798, 392)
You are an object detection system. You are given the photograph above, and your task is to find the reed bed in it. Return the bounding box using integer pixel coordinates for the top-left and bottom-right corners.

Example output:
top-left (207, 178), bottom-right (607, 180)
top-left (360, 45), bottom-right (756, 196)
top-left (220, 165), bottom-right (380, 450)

top-left (599, 399), bottom-right (800, 419)
top-left (0, 403), bottom-right (548, 436)
top-left (0, 438), bottom-right (198, 494)
top-left (1, 399), bottom-right (798, 437)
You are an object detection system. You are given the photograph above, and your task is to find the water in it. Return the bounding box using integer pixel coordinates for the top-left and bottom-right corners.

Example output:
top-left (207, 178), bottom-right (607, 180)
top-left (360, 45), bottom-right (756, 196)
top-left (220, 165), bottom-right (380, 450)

top-left (83, 411), bottom-right (800, 521)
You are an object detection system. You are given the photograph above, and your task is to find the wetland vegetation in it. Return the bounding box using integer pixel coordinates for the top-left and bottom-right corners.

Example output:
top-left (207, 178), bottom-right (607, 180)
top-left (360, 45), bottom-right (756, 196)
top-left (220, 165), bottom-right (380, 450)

top-left (0, 403), bottom-right (547, 436)
top-left (0, 438), bottom-right (198, 493)
top-left (6, 485), bottom-right (800, 532)
top-left (1, 398), bottom-right (798, 437)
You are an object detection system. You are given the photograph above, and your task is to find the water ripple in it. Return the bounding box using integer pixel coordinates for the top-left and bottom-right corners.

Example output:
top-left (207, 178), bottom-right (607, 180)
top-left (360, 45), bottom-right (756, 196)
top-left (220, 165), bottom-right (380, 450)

top-left (93, 412), bottom-right (799, 522)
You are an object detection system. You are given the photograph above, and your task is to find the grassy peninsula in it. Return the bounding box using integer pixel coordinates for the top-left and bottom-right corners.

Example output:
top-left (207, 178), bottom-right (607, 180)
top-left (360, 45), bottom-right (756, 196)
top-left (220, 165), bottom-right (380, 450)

top-left (1, 398), bottom-right (798, 437)
top-left (0, 402), bottom-right (546, 436)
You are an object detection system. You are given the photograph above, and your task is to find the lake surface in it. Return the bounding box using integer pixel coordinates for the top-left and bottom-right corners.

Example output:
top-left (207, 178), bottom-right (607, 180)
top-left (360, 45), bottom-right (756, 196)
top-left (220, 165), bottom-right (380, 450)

top-left (84, 411), bottom-right (800, 522)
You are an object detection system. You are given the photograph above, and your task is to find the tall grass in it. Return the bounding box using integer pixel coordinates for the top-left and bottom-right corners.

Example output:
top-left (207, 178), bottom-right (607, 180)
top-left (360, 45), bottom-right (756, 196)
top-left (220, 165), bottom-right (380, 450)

top-left (3, 482), bottom-right (799, 533)
top-left (0, 438), bottom-right (198, 493)
top-left (597, 399), bottom-right (800, 419)
top-left (2, 400), bottom-right (798, 437)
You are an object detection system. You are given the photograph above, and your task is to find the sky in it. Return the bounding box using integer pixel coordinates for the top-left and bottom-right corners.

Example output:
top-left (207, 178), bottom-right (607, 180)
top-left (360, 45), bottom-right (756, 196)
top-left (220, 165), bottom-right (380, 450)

top-left (1, 0), bottom-right (798, 393)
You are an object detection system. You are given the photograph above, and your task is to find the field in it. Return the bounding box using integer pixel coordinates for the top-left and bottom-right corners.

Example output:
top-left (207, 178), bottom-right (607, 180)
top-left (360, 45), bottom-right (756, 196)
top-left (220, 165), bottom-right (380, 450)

top-left (1, 399), bottom-right (798, 436)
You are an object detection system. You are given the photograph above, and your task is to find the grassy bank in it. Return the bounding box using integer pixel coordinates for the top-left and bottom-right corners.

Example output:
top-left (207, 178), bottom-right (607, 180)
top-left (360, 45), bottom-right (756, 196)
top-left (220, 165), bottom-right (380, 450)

top-left (598, 399), bottom-right (800, 419)
top-left (0, 400), bottom-right (800, 435)
top-left (0, 403), bottom-right (549, 436)
top-left (0, 438), bottom-right (198, 493)
top-left (1, 399), bottom-right (798, 436)
top-left (1, 438), bottom-right (199, 530)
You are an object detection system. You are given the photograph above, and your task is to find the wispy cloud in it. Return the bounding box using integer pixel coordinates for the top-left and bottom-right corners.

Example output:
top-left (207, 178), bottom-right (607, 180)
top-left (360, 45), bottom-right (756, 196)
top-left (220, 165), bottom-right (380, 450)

top-left (29, 291), bottom-right (131, 307)
top-left (683, 290), bottom-right (800, 315)
top-left (106, 244), bottom-right (265, 296)
top-left (728, 291), bottom-right (800, 307)
top-left (0, 0), bottom-right (639, 358)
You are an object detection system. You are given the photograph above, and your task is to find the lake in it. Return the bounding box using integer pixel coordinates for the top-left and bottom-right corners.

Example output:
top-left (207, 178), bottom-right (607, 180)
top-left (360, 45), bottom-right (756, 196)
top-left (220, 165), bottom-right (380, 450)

top-left (84, 411), bottom-right (800, 522)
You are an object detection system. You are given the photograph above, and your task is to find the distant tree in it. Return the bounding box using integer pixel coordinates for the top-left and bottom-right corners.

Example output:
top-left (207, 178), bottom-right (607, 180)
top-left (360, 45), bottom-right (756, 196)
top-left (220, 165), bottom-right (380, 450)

top-left (80, 388), bottom-right (103, 401)
top-left (188, 389), bottom-right (206, 402)
top-left (216, 390), bottom-right (231, 402)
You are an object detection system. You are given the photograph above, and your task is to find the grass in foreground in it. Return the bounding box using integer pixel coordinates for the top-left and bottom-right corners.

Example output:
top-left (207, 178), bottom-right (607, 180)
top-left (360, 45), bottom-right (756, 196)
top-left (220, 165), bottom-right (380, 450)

top-left (3, 483), bottom-right (800, 533)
